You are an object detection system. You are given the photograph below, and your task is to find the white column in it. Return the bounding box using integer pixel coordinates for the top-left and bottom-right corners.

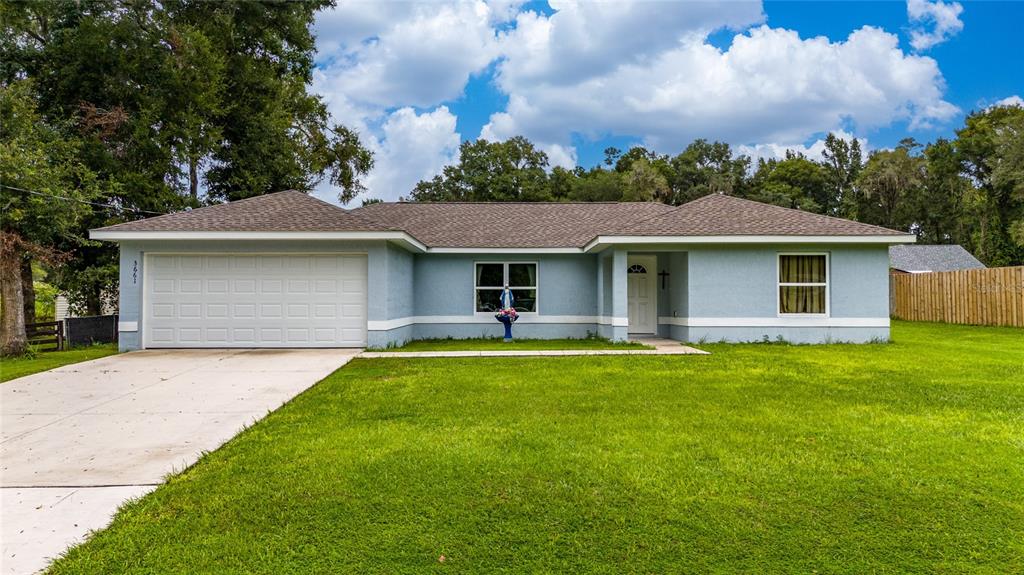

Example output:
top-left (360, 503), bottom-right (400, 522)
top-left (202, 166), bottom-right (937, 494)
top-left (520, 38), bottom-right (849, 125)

top-left (611, 248), bottom-right (628, 341)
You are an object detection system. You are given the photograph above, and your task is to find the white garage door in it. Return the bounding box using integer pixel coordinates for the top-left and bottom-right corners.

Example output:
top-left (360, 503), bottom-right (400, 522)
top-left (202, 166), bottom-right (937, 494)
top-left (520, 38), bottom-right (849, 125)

top-left (145, 254), bottom-right (367, 348)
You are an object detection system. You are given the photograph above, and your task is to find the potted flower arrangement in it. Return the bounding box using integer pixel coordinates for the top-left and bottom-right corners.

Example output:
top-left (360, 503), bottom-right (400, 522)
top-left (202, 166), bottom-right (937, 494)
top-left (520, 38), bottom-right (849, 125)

top-left (495, 287), bottom-right (518, 342)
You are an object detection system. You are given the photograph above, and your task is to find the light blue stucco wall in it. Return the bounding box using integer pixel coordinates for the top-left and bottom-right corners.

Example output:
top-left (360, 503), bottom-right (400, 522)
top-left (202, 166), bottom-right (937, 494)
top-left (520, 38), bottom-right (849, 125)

top-left (411, 253), bottom-right (597, 316)
top-left (389, 252), bottom-right (610, 345)
top-left (117, 243), bottom-right (143, 351)
top-left (684, 245), bottom-right (890, 343)
top-left (115, 239), bottom-right (891, 349)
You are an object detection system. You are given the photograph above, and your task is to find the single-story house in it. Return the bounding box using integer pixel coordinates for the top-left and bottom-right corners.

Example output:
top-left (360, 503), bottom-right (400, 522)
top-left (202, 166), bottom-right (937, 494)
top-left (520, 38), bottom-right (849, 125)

top-left (90, 190), bottom-right (915, 350)
top-left (889, 244), bottom-right (985, 274)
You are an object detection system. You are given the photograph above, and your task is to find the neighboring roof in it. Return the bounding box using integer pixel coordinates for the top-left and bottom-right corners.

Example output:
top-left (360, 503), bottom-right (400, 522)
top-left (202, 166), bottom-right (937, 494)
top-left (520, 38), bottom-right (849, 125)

top-left (92, 190), bottom-right (390, 233)
top-left (91, 190), bottom-right (913, 250)
top-left (889, 244), bottom-right (986, 272)
top-left (351, 201), bottom-right (675, 248)
top-left (610, 194), bottom-right (905, 237)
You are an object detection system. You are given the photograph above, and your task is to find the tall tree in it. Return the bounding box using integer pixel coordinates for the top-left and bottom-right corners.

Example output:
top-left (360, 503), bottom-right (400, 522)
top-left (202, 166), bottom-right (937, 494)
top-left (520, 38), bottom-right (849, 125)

top-left (568, 168), bottom-right (625, 202)
top-left (912, 138), bottom-right (972, 244)
top-left (856, 142), bottom-right (925, 230)
top-left (989, 113), bottom-right (1024, 253)
top-left (748, 152), bottom-right (827, 212)
top-left (821, 133), bottom-right (863, 217)
top-left (2, 0), bottom-right (373, 313)
top-left (0, 81), bottom-right (99, 355)
top-left (957, 104), bottom-right (1024, 265)
top-left (668, 140), bottom-right (749, 205)
top-left (621, 158), bottom-right (670, 202)
top-left (410, 137), bottom-right (551, 202)
top-left (160, 0), bottom-right (372, 203)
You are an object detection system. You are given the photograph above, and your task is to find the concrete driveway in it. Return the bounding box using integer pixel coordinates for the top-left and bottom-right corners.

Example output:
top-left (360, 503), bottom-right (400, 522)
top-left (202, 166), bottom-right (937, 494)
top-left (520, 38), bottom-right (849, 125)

top-left (1, 348), bottom-right (358, 575)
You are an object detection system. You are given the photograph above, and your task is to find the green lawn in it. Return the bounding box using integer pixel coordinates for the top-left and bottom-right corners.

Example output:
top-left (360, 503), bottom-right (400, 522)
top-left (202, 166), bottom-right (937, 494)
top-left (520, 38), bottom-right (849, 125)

top-left (377, 337), bottom-right (652, 352)
top-left (1, 343), bottom-right (119, 383)
top-left (49, 321), bottom-right (1023, 574)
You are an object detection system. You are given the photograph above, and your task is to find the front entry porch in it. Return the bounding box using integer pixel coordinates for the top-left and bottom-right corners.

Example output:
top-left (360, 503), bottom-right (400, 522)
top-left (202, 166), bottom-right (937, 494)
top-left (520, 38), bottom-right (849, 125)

top-left (596, 249), bottom-right (688, 343)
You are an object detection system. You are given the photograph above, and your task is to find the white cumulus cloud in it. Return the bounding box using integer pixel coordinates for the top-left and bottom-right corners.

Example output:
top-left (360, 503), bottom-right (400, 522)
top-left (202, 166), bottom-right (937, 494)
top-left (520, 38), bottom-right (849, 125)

top-left (907, 0), bottom-right (964, 51)
top-left (484, 23), bottom-right (958, 159)
top-left (988, 95), bottom-right (1024, 109)
top-left (736, 131), bottom-right (870, 166)
top-left (312, 105), bottom-right (461, 204)
top-left (311, 0), bottom-right (962, 202)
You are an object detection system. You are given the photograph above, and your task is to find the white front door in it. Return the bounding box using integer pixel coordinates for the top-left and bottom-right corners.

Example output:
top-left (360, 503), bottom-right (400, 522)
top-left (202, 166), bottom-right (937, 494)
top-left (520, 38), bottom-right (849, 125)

top-left (627, 255), bottom-right (657, 334)
top-left (145, 253), bottom-right (368, 348)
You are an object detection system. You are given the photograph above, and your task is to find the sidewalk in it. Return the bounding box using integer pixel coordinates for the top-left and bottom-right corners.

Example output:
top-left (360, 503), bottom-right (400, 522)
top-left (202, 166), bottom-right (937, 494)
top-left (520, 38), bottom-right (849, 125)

top-left (359, 338), bottom-right (708, 358)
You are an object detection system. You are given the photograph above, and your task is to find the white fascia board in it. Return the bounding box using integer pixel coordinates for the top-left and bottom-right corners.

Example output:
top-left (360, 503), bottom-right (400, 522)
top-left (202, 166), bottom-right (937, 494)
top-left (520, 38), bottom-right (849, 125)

top-left (89, 230), bottom-right (428, 251)
top-left (657, 316), bottom-right (890, 328)
top-left (584, 234), bottom-right (917, 252)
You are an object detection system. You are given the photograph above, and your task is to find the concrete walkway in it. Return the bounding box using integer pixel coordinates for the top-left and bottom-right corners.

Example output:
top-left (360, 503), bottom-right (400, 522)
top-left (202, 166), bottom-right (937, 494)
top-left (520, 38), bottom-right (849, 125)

top-left (360, 337), bottom-right (708, 358)
top-left (1, 348), bottom-right (358, 575)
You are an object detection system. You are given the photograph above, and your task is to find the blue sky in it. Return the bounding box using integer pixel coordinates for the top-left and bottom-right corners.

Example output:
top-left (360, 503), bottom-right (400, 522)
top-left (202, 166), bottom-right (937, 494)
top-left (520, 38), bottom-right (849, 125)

top-left (311, 1), bottom-right (1023, 204)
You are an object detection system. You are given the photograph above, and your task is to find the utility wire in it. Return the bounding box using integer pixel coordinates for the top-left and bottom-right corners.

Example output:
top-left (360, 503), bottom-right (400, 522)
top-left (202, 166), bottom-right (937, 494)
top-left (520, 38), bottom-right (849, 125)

top-left (0, 183), bottom-right (169, 216)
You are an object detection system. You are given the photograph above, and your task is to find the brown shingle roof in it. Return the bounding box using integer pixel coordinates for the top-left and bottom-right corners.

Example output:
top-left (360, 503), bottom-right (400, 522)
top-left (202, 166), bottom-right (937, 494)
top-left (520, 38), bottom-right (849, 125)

top-left (94, 190), bottom-right (907, 247)
top-left (93, 190), bottom-right (390, 233)
top-left (610, 194), bottom-right (905, 237)
top-left (351, 201), bottom-right (676, 248)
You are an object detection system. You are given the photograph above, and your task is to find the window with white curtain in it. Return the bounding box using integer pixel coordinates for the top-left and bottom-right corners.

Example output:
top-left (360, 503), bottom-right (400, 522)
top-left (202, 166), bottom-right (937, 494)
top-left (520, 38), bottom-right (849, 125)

top-left (778, 254), bottom-right (828, 315)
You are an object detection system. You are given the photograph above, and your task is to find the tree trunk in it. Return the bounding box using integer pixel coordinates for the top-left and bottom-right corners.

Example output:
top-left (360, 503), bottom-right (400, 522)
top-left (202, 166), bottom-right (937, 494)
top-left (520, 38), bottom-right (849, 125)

top-left (189, 157), bottom-right (199, 200)
top-left (21, 257), bottom-right (36, 324)
top-left (0, 246), bottom-right (28, 356)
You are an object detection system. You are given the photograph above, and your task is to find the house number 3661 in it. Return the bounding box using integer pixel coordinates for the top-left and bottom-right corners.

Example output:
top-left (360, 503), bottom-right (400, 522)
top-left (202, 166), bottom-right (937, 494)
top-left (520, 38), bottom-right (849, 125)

top-left (132, 260), bottom-right (138, 285)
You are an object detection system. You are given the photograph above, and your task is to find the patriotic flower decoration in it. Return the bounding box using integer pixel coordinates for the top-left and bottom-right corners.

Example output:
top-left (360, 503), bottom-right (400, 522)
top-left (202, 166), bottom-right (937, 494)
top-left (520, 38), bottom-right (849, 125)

top-left (494, 307), bottom-right (519, 322)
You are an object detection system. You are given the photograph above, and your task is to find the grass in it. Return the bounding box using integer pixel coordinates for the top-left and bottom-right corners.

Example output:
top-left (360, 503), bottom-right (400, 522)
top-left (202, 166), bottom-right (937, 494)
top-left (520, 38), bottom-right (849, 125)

top-left (48, 321), bottom-right (1023, 574)
top-left (0, 343), bottom-right (118, 383)
top-left (376, 336), bottom-right (652, 352)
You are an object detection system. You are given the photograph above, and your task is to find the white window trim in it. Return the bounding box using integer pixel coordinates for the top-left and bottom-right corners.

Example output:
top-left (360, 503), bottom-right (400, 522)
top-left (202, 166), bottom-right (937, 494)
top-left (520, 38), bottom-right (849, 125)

top-left (474, 261), bottom-right (539, 315)
top-left (776, 252), bottom-right (830, 317)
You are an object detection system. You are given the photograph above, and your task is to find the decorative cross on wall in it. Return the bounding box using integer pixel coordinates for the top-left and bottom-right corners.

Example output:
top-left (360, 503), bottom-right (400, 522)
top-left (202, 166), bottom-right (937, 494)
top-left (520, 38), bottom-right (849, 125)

top-left (658, 269), bottom-right (670, 290)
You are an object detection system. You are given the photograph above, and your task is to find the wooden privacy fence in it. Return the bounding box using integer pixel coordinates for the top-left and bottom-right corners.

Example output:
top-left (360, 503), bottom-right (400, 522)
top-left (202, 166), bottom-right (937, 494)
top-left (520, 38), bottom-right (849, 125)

top-left (891, 266), bottom-right (1024, 327)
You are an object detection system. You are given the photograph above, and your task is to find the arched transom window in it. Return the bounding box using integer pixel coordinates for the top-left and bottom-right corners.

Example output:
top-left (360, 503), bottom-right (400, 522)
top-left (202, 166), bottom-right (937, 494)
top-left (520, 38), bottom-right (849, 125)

top-left (627, 264), bottom-right (648, 274)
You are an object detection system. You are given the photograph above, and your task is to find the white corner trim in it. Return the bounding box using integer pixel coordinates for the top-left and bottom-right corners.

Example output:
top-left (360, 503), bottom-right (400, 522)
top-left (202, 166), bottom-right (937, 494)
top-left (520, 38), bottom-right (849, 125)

top-left (367, 315), bottom-right (626, 331)
top-left (657, 316), bottom-right (890, 328)
top-left (584, 234), bottom-right (916, 252)
top-left (118, 321), bottom-right (139, 332)
top-left (90, 230), bottom-right (427, 252)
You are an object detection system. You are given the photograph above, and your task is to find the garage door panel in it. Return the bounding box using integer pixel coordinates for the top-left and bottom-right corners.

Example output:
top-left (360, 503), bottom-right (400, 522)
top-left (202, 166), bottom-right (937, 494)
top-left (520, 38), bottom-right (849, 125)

top-left (146, 254), bottom-right (367, 348)
top-left (206, 256), bottom-right (230, 271)
top-left (152, 279), bottom-right (175, 293)
top-left (207, 279), bottom-right (228, 293)
top-left (232, 256), bottom-right (257, 270)
top-left (260, 304), bottom-right (282, 319)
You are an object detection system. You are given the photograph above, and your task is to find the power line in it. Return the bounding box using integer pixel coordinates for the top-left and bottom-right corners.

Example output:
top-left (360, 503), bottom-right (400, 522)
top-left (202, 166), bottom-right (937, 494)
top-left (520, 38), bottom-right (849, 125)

top-left (0, 183), bottom-right (167, 214)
